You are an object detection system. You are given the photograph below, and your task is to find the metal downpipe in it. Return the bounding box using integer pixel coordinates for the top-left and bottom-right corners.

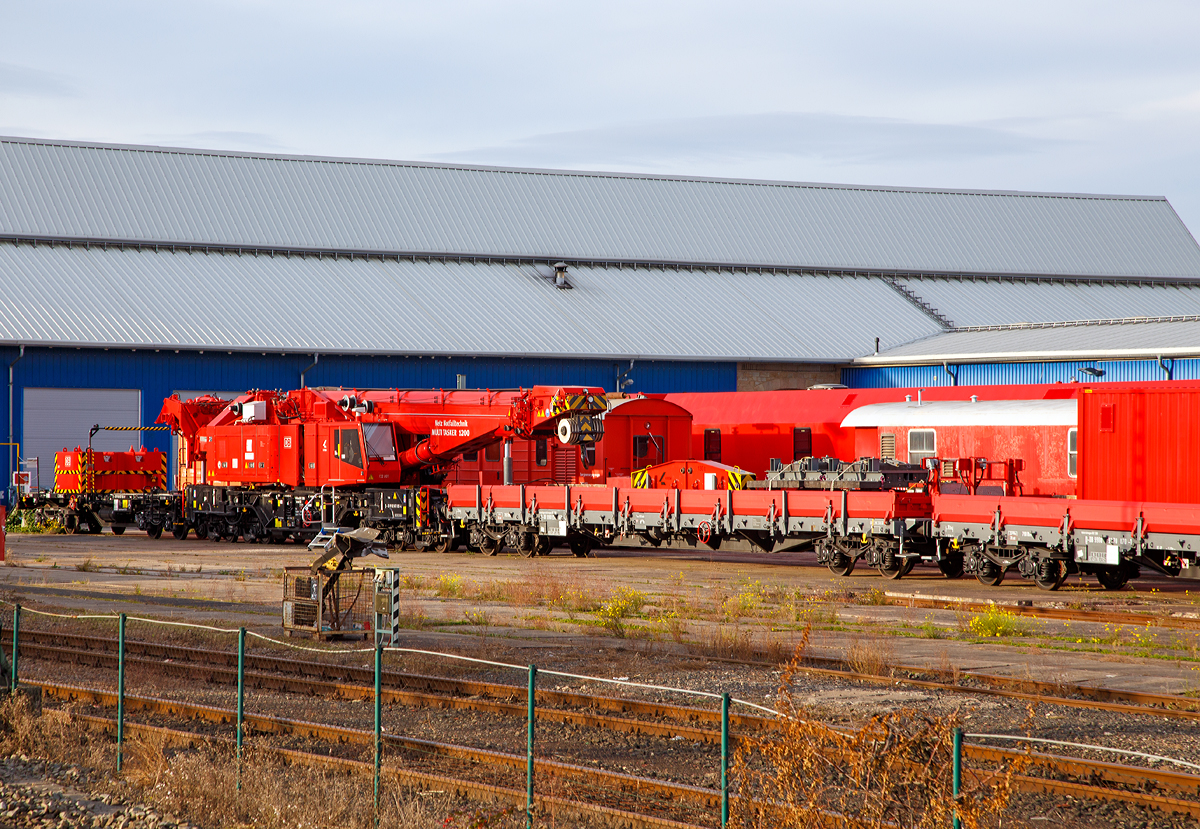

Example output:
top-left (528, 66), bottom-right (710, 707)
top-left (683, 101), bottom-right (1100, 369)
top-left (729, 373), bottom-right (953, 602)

top-left (300, 353), bottom-right (319, 388)
top-left (8, 344), bottom-right (23, 504)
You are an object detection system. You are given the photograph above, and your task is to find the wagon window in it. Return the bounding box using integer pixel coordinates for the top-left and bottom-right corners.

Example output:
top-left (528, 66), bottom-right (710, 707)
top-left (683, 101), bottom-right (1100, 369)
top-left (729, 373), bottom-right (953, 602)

top-left (535, 437), bottom-right (548, 467)
top-left (908, 429), bottom-right (936, 465)
top-left (793, 427), bottom-right (812, 461)
top-left (1068, 428), bottom-right (1078, 478)
top-left (703, 429), bottom-right (721, 462)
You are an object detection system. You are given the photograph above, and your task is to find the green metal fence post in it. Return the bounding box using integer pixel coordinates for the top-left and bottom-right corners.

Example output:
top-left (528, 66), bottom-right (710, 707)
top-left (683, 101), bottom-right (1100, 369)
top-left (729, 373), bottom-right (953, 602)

top-left (374, 640), bottom-right (382, 829)
top-left (721, 692), bottom-right (730, 828)
top-left (9, 603), bottom-right (19, 693)
top-left (116, 613), bottom-right (126, 773)
top-left (527, 664), bottom-right (537, 829)
top-left (952, 726), bottom-right (962, 829)
top-left (236, 627), bottom-right (245, 792)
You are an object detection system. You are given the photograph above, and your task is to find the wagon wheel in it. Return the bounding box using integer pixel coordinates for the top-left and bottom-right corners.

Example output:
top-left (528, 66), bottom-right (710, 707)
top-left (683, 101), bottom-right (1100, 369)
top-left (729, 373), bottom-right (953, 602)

top-left (975, 560), bottom-right (1005, 587)
top-left (147, 523), bottom-right (164, 540)
top-left (517, 533), bottom-right (538, 558)
top-left (172, 524), bottom-right (189, 541)
top-left (937, 551), bottom-right (964, 579)
top-left (243, 520), bottom-right (265, 544)
top-left (569, 536), bottom-right (593, 558)
top-left (111, 526), bottom-right (126, 536)
top-left (827, 548), bottom-right (855, 577)
top-left (900, 557), bottom-right (918, 577)
top-left (479, 534), bottom-right (502, 556)
top-left (877, 549), bottom-right (905, 580)
top-left (1096, 568), bottom-right (1128, 591)
top-left (535, 536), bottom-right (554, 557)
top-left (1034, 558), bottom-right (1066, 591)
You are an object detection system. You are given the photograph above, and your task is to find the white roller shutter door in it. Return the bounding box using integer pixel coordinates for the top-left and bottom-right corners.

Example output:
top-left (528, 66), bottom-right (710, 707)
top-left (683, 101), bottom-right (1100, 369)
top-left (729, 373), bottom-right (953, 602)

top-left (23, 388), bottom-right (142, 487)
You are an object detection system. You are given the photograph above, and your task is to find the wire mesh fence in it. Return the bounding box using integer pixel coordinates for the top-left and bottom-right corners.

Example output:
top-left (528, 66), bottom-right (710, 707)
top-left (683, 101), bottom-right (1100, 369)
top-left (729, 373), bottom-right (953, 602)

top-left (4, 597), bottom-right (1193, 828)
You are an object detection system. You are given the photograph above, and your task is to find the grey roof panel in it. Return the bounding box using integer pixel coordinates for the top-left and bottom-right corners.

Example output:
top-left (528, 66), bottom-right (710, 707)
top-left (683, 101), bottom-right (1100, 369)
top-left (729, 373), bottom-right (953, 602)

top-left (0, 241), bottom-right (941, 359)
top-left (895, 277), bottom-right (1200, 328)
top-left (862, 319), bottom-right (1200, 363)
top-left (1, 137), bottom-right (1198, 278)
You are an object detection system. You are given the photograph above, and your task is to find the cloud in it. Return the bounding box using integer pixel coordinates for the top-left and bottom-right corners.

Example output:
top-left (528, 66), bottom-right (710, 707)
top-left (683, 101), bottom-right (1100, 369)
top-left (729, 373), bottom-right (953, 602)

top-left (0, 62), bottom-right (78, 98)
top-left (431, 112), bottom-right (1063, 171)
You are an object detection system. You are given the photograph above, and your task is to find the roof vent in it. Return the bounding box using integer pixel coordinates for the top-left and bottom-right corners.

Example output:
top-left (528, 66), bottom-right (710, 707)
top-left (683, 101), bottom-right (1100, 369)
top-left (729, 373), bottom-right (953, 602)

top-left (553, 262), bottom-right (573, 289)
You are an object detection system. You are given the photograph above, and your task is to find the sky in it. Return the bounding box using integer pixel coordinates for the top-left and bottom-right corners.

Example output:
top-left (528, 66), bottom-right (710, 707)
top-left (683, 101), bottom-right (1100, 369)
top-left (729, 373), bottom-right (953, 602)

top-left (2, 0), bottom-right (1199, 236)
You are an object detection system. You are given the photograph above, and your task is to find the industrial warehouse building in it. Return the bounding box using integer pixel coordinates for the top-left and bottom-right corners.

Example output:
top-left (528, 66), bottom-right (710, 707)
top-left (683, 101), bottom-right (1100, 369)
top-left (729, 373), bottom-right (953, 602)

top-left (2, 135), bottom-right (1200, 491)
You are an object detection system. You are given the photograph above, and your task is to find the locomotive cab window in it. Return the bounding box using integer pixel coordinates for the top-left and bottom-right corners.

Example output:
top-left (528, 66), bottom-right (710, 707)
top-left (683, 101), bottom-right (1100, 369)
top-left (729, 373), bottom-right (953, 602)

top-left (703, 429), bottom-right (721, 463)
top-left (1068, 428), bottom-right (1078, 478)
top-left (484, 442), bottom-right (501, 463)
top-left (908, 430), bottom-right (936, 465)
top-left (535, 437), bottom-right (548, 467)
top-left (462, 450), bottom-right (478, 462)
top-left (336, 428), bottom-right (364, 469)
top-left (362, 423), bottom-right (396, 461)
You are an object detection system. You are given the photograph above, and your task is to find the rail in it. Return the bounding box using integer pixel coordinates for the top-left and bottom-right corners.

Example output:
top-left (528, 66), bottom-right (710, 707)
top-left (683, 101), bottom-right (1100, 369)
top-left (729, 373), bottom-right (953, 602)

top-left (4, 599), bottom-right (1200, 824)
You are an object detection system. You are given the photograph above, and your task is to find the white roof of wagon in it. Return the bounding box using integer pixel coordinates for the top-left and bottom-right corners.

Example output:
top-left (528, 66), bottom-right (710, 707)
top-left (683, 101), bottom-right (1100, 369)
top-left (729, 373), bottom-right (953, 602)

top-left (840, 398), bottom-right (1077, 427)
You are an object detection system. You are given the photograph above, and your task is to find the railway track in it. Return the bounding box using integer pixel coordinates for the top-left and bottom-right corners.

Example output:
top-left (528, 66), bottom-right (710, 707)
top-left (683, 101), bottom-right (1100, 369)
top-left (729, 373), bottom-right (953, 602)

top-left (30, 679), bottom-right (1200, 821)
top-left (15, 627), bottom-right (1200, 734)
top-left (40, 681), bottom-right (717, 828)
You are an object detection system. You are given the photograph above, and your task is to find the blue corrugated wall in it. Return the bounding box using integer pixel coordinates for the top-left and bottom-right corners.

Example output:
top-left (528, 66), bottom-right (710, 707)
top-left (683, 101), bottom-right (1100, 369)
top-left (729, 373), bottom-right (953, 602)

top-left (0, 346), bottom-right (737, 495)
top-left (842, 358), bottom-right (1196, 388)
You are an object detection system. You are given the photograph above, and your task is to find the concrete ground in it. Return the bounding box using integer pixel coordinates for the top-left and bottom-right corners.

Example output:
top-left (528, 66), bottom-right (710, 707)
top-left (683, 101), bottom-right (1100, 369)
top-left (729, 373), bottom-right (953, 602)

top-left (3, 530), bottom-right (1199, 696)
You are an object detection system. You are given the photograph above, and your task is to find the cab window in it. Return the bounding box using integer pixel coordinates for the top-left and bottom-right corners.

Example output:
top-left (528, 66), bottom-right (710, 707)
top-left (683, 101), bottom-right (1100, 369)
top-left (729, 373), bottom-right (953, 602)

top-left (633, 434), bottom-right (664, 466)
top-left (336, 428), bottom-right (364, 469)
top-left (362, 423), bottom-right (396, 461)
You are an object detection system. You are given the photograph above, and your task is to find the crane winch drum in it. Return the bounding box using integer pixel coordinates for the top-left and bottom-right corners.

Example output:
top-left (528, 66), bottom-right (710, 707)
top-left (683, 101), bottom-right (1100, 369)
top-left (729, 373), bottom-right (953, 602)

top-left (557, 415), bottom-right (604, 445)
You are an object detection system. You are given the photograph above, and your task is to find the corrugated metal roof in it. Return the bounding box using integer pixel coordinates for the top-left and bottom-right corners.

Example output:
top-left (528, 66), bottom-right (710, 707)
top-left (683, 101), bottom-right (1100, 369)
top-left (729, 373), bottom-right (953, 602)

top-left (860, 319), bottom-right (1200, 363)
top-left (0, 241), bottom-right (941, 359)
top-left (896, 277), bottom-right (1200, 327)
top-left (1, 136), bottom-right (1198, 278)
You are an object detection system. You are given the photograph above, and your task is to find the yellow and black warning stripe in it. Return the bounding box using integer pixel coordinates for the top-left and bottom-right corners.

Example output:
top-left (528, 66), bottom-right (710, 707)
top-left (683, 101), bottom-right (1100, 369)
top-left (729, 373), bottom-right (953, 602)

top-left (94, 425), bottom-right (171, 433)
top-left (726, 470), bottom-right (755, 491)
top-left (632, 468), bottom-right (649, 489)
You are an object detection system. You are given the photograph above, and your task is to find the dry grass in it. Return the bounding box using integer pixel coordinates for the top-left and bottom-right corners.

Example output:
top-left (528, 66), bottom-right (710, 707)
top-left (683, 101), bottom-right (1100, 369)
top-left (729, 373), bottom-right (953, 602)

top-left (846, 634), bottom-right (895, 677)
top-left (730, 653), bottom-right (1023, 829)
top-left (0, 697), bottom-right (512, 829)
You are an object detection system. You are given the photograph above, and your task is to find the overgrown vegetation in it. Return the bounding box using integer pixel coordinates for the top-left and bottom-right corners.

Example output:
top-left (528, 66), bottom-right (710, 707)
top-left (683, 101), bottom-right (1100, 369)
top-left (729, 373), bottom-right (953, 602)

top-left (729, 652), bottom-right (1023, 828)
top-left (5, 508), bottom-right (62, 534)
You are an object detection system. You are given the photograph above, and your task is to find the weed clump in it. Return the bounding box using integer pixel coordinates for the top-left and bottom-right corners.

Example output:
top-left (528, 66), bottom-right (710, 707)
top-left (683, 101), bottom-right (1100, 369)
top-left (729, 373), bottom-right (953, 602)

top-left (968, 606), bottom-right (1028, 638)
top-left (597, 586), bottom-right (647, 638)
